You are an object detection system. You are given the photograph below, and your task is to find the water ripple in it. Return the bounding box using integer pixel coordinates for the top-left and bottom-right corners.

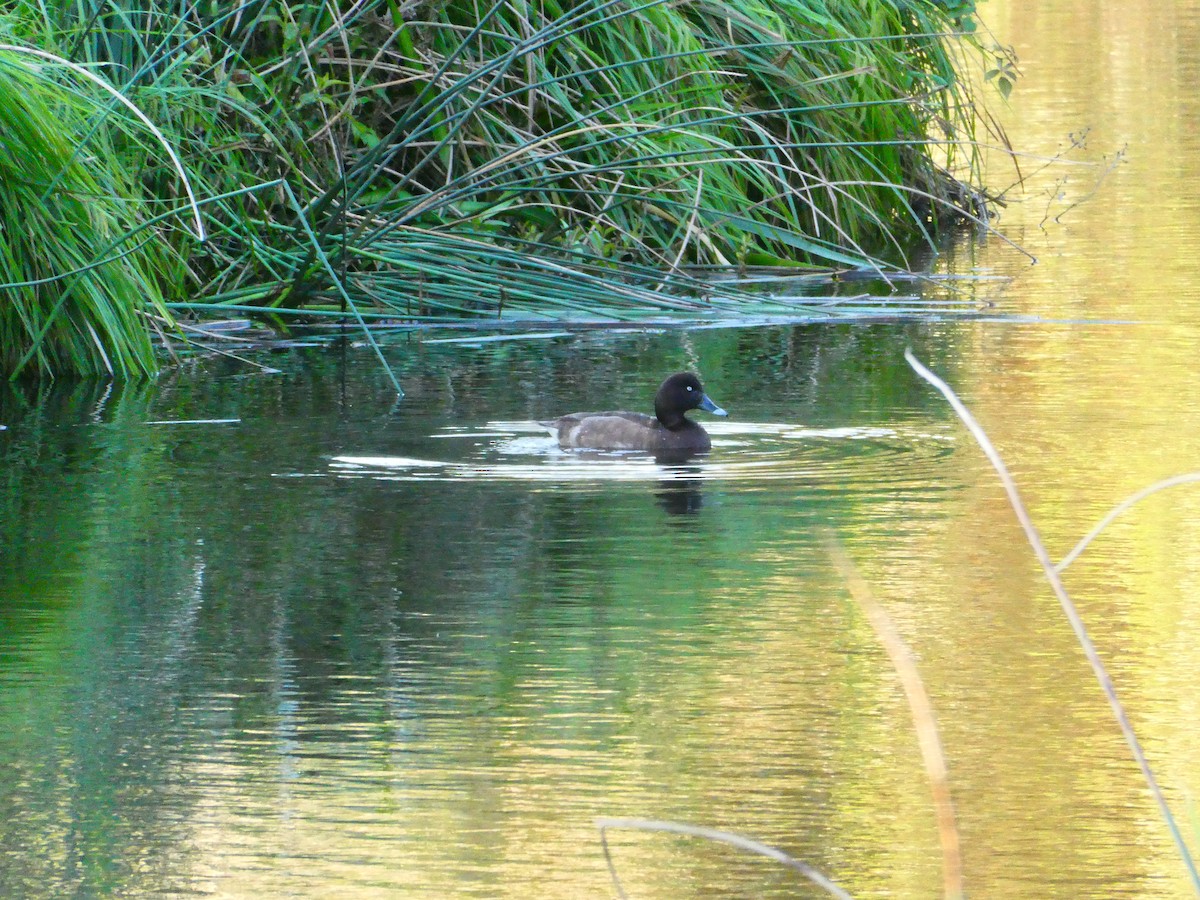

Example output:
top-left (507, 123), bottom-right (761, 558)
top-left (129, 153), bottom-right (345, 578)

top-left (326, 420), bottom-right (956, 486)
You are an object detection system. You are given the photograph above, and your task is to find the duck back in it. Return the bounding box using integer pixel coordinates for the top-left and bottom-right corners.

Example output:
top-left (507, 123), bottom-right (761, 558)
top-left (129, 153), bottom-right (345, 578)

top-left (543, 411), bottom-right (712, 451)
top-left (541, 372), bottom-right (725, 453)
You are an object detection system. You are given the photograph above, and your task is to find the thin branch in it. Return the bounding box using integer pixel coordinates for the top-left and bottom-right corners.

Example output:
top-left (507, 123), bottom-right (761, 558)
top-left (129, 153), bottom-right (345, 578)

top-left (904, 348), bottom-right (1200, 894)
top-left (595, 817), bottom-right (853, 899)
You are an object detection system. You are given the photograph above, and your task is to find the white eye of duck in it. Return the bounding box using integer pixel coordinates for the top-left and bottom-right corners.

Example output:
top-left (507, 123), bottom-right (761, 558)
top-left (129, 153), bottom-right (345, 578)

top-left (686, 386), bottom-right (693, 391)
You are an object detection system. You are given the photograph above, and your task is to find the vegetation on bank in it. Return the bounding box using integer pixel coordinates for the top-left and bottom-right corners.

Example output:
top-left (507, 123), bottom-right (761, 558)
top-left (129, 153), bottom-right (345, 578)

top-left (0, 0), bottom-right (1004, 378)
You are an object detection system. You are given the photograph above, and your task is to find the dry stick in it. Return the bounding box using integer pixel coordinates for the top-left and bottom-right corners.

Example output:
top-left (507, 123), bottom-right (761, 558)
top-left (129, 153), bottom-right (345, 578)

top-left (153, 326), bottom-right (282, 373)
top-left (904, 349), bottom-right (1200, 893)
top-left (824, 536), bottom-right (964, 900)
top-left (1056, 472), bottom-right (1200, 573)
top-left (595, 817), bottom-right (853, 900)
top-left (655, 169), bottom-right (710, 292)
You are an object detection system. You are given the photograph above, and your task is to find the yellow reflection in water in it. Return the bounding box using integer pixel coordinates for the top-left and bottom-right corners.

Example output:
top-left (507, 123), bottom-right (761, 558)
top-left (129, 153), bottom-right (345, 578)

top-left (916, 1), bottom-right (1200, 895)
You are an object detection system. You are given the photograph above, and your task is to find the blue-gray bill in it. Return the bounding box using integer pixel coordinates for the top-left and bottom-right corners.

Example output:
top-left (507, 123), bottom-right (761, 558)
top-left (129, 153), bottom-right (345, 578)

top-left (698, 394), bottom-right (728, 417)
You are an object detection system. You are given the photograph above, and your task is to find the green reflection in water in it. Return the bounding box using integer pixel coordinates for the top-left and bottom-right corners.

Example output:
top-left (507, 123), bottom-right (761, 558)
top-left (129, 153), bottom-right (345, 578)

top-left (0, 314), bottom-right (1198, 898)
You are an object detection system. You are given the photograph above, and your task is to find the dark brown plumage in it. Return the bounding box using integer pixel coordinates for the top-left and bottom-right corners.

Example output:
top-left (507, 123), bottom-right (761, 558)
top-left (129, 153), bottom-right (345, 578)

top-left (541, 372), bottom-right (727, 452)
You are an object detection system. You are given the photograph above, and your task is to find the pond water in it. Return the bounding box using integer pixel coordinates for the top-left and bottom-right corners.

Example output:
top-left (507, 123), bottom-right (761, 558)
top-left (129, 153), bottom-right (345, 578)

top-left (4, 1), bottom-right (1200, 897)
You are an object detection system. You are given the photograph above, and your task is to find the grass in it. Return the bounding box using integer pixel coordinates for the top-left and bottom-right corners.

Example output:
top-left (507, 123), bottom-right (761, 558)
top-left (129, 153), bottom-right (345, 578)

top-left (0, 0), bottom-right (1006, 378)
top-left (0, 48), bottom-right (179, 378)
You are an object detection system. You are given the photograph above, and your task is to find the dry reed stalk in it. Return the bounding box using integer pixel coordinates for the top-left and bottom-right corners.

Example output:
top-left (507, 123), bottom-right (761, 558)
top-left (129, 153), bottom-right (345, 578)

top-left (904, 348), bottom-right (1200, 894)
top-left (1056, 472), bottom-right (1200, 572)
top-left (824, 535), bottom-right (964, 900)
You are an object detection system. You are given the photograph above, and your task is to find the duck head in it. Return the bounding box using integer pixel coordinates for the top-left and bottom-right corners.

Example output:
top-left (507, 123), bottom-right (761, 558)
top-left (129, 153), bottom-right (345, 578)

top-left (654, 373), bottom-right (727, 430)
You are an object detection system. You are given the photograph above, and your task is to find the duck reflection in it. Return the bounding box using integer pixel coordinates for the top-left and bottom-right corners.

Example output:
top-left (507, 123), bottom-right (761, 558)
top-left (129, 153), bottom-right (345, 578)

top-left (653, 452), bottom-right (706, 515)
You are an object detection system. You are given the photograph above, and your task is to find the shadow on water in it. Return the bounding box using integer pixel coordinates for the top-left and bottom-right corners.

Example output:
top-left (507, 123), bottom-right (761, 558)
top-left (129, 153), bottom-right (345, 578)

top-left (651, 457), bottom-right (706, 516)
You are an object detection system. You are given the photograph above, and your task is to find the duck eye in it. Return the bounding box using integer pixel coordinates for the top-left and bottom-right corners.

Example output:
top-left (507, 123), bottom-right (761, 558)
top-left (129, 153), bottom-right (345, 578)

top-left (686, 386), bottom-right (693, 392)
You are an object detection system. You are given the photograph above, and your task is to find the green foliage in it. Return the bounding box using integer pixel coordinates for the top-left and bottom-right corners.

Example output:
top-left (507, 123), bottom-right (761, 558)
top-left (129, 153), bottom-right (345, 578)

top-left (328, 0), bottom-right (991, 261)
top-left (0, 0), bottom-right (1002, 376)
top-left (984, 49), bottom-right (1018, 101)
top-left (0, 51), bottom-right (177, 378)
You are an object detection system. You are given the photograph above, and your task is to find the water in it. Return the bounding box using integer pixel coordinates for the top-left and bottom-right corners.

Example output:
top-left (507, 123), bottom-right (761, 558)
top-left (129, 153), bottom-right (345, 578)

top-left (5, 1), bottom-right (1200, 896)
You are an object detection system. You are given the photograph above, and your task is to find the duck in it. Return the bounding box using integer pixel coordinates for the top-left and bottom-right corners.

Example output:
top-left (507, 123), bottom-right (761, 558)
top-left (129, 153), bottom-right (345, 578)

top-left (541, 372), bottom-right (728, 452)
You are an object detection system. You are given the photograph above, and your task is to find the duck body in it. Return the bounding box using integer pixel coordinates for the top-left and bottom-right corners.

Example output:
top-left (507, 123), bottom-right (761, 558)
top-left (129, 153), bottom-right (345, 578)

top-left (541, 373), bottom-right (727, 452)
top-left (547, 410), bottom-right (714, 451)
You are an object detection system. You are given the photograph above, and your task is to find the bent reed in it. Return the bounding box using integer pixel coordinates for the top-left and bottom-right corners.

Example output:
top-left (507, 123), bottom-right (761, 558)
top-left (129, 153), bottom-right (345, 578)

top-left (1, 0), bottom-right (1000, 377)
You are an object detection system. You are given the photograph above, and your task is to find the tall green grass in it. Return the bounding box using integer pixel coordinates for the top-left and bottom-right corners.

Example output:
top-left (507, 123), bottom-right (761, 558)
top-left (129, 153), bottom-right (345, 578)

top-left (303, 0), bottom-right (990, 271)
top-left (1, 0), bottom-right (1000, 377)
top-left (0, 49), bottom-right (180, 378)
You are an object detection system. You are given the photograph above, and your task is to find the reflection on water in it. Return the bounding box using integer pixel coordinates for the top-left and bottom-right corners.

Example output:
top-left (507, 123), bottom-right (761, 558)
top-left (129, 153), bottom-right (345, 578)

top-left (2, 311), bottom-right (1199, 899)
top-left (0, 334), bottom-right (963, 898)
top-left (6, 1), bottom-right (1200, 895)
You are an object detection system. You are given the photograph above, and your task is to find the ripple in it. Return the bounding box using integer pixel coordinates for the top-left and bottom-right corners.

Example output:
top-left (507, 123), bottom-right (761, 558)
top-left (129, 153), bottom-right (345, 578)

top-left (326, 420), bottom-right (956, 487)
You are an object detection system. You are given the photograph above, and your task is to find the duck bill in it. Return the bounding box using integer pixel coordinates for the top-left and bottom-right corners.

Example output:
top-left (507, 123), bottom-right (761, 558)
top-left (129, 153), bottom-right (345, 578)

top-left (698, 394), bottom-right (728, 417)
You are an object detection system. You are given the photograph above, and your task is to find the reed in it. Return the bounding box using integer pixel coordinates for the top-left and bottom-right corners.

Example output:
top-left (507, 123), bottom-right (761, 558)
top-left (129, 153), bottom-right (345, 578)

top-left (906, 350), bottom-right (1200, 894)
top-left (2, 0), bottom-right (1001, 377)
top-left (825, 535), bottom-right (964, 900)
top-left (597, 817), bottom-right (852, 899)
top-left (0, 49), bottom-right (179, 378)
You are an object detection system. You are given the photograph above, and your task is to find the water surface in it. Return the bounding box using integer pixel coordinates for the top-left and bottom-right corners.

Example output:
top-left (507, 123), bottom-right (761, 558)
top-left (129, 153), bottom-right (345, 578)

top-left (5, 1), bottom-right (1200, 897)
